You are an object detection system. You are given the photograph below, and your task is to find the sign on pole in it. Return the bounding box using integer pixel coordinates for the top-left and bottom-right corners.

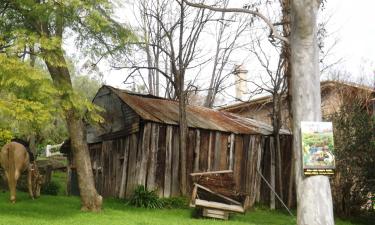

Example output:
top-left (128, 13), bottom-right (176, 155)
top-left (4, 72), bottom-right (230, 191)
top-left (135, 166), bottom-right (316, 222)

top-left (301, 121), bottom-right (335, 175)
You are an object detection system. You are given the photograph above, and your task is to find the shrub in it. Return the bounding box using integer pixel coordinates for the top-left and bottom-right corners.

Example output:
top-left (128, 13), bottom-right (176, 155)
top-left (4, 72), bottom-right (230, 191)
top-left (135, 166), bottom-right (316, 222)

top-left (159, 197), bottom-right (188, 209)
top-left (41, 181), bottom-right (60, 196)
top-left (129, 185), bottom-right (163, 209)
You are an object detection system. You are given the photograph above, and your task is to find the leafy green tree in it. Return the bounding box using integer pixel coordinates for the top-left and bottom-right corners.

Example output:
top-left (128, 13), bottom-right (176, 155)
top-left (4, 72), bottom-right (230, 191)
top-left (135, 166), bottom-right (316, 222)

top-left (330, 89), bottom-right (374, 216)
top-left (0, 55), bottom-right (60, 146)
top-left (0, 0), bottom-right (135, 211)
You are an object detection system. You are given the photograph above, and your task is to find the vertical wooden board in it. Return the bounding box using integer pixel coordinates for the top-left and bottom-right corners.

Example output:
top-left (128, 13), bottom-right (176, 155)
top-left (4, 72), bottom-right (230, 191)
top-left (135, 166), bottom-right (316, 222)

top-left (102, 141), bottom-right (109, 197)
top-left (219, 133), bottom-right (229, 170)
top-left (95, 146), bottom-right (101, 189)
top-left (147, 123), bottom-right (159, 190)
top-left (112, 140), bottom-right (118, 196)
top-left (229, 134), bottom-right (235, 171)
top-left (269, 136), bottom-right (276, 209)
top-left (156, 125), bottom-right (166, 197)
top-left (255, 136), bottom-right (265, 204)
top-left (135, 127), bottom-right (143, 186)
top-left (125, 133), bottom-right (139, 198)
top-left (241, 135), bottom-right (250, 193)
top-left (248, 136), bottom-right (261, 207)
top-left (138, 123), bottom-right (151, 186)
top-left (213, 132), bottom-right (221, 170)
top-left (100, 143), bottom-right (105, 195)
top-left (119, 137), bottom-right (130, 198)
top-left (193, 130), bottom-right (200, 172)
top-left (208, 132), bottom-right (214, 171)
top-left (259, 137), bottom-right (271, 204)
top-left (244, 136), bottom-right (252, 192)
top-left (233, 135), bottom-right (243, 192)
top-left (102, 141), bottom-right (108, 197)
top-left (199, 131), bottom-right (209, 171)
top-left (171, 126), bottom-right (180, 196)
top-left (117, 140), bottom-right (124, 196)
top-left (186, 129), bottom-right (195, 193)
top-left (98, 145), bottom-right (103, 194)
top-left (164, 126), bottom-right (173, 197)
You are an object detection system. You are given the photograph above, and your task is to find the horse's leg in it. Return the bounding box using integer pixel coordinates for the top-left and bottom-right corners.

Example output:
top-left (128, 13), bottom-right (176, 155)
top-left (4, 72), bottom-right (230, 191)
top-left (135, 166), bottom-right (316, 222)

top-left (27, 168), bottom-right (34, 199)
top-left (4, 170), bottom-right (16, 203)
top-left (7, 170), bottom-right (18, 203)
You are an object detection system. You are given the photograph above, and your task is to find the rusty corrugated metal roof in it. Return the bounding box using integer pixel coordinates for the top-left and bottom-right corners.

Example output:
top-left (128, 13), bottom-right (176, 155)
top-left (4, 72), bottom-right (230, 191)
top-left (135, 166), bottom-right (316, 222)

top-left (105, 86), bottom-right (290, 135)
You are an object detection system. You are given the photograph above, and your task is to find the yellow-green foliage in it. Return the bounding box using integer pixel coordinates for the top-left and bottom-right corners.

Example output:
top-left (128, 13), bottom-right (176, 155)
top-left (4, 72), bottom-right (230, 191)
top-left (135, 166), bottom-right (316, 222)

top-left (0, 129), bottom-right (13, 147)
top-left (0, 55), bottom-right (60, 143)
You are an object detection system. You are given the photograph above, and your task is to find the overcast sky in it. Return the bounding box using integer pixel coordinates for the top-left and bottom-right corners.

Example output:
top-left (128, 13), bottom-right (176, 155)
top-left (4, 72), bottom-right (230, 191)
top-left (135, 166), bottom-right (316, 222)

top-left (67, 0), bottom-right (375, 93)
top-left (323, 0), bottom-right (375, 83)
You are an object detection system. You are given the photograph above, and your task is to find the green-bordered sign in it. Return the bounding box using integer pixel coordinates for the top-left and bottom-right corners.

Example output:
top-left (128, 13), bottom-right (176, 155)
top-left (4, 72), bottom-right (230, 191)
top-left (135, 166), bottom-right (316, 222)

top-left (301, 121), bottom-right (335, 175)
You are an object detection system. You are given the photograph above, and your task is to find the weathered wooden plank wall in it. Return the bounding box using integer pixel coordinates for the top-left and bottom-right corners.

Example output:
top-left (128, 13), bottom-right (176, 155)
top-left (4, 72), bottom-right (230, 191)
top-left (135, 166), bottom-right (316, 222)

top-left (86, 121), bottom-right (294, 209)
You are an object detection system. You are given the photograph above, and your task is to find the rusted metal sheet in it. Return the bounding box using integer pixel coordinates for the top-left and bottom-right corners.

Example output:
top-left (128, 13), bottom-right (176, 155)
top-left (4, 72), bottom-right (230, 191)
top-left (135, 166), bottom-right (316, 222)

top-left (104, 86), bottom-right (289, 135)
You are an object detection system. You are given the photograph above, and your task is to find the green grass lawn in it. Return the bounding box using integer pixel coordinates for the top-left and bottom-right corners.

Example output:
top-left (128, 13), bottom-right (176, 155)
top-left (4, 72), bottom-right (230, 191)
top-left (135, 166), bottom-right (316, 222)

top-left (0, 172), bottom-right (372, 225)
top-left (0, 191), bottom-right (371, 225)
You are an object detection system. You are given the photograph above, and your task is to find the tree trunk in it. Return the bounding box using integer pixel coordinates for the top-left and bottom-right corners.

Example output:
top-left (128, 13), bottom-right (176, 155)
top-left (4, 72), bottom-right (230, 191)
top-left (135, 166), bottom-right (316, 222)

top-left (178, 1), bottom-right (187, 195)
top-left (66, 112), bottom-right (103, 211)
top-left (290, 1), bottom-right (334, 224)
top-left (43, 47), bottom-right (102, 212)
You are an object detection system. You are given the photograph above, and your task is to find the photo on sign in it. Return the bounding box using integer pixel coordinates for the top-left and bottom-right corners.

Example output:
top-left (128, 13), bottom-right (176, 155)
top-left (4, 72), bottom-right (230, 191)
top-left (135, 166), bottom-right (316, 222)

top-left (301, 122), bottom-right (335, 171)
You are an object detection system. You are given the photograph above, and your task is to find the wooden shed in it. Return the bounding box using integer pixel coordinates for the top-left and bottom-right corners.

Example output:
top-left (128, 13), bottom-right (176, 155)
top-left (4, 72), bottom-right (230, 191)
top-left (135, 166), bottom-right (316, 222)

top-left (66, 85), bottom-right (293, 208)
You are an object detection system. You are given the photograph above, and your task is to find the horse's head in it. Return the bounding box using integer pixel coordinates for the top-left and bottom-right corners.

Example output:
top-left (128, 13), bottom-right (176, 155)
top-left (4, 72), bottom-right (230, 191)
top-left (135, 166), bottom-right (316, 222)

top-left (30, 163), bottom-right (45, 198)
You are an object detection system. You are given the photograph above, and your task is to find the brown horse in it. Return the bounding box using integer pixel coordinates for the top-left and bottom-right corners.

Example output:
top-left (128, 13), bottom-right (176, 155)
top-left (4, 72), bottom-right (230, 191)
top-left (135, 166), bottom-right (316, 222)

top-left (0, 142), bottom-right (44, 203)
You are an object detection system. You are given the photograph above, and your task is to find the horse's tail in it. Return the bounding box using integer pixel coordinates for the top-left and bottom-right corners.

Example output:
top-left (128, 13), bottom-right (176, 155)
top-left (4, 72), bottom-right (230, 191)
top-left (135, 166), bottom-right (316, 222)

top-left (7, 144), bottom-right (16, 196)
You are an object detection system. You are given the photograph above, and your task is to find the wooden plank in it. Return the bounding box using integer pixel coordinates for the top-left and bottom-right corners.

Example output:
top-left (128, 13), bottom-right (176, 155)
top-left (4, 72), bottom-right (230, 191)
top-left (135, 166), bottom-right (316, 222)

top-left (193, 130), bottom-right (200, 172)
top-left (171, 126), bottom-right (180, 196)
top-left (113, 140), bottom-right (119, 196)
top-left (100, 143), bottom-right (105, 195)
top-left (219, 134), bottom-right (228, 170)
top-left (190, 170), bottom-right (233, 176)
top-left (146, 123), bottom-right (159, 190)
top-left (254, 137), bottom-right (264, 206)
top-left (269, 136), bottom-right (276, 209)
top-left (186, 129), bottom-right (195, 193)
top-left (241, 135), bottom-right (250, 193)
top-left (163, 126), bottom-right (173, 197)
top-left (138, 123), bottom-right (152, 186)
top-left (229, 134), bottom-right (235, 170)
top-left (119, 137), bottom-right (130, 198)
top-left (213, 132), bottom-right (221, 170)
top-left (199, 131), bottom-right (209, 171)
top-left (207, 132), bottom-right (213, 171)
top-left (233, 135), bottom-right (243, 192)
top-left (125, 133), bottom-right (138, 198)
top-left (156, 125), bottom-right (166, 197)
top-left (195, 199), bottom-right (245, 213)
top-left (203, 208), bottom-right (229, 220)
